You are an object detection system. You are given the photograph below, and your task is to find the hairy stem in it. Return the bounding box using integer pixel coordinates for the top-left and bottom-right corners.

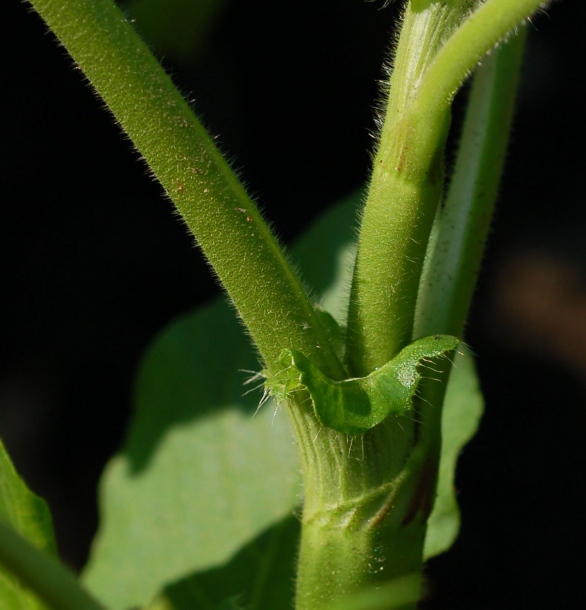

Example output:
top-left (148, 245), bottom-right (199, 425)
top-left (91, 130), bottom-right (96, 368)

top-left (27, 0), bottom-right (344, 378)
top-left (414, 28), bottom-right (528, 519)
top-left (416, 28), bottom-right (527, 339)
top-left (295, 5), bottom-right (536, 609)
top-left (346, 0), bottom-right (546, 376)
top-left (289, 392), bottom-right (429, 610)
top-left (345, 1), bottom-right (465, 376)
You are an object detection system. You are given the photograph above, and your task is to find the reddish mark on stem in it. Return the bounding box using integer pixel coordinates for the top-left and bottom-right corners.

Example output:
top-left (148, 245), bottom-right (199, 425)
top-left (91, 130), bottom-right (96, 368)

top-left (396, 143), bottom-right (408, 173)
top-left (391, 118), bottom-right (409, 173)
top-left (235, 207), bottom-right (252, 222)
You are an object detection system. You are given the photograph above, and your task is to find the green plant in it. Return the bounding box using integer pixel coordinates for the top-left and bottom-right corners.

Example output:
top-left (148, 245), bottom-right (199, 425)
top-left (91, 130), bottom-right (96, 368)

top-left (0, 1), bottom-right (550, 609)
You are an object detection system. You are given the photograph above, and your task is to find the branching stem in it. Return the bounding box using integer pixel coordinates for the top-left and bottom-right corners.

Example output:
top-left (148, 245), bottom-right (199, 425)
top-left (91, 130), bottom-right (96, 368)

top-left (27, 0), bottom-right (344, 379)
top-left (346, 0), bottom-right (546, 377)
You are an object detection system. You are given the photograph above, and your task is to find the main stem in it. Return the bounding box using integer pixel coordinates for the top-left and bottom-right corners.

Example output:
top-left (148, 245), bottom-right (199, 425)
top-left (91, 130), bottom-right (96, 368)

top-left (289, 396), bottom-right (430, 610)
top-left (294, 4), bottom-right (536, 608)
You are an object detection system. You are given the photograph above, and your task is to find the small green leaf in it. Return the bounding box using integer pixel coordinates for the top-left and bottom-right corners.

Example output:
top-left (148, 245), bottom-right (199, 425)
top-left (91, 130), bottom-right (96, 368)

top-left (278, 335), bottom-right (459, 436)
top-left (424, 347), bottom-right (484, 559)
top-left (0, 439), bottom-right (57, 610)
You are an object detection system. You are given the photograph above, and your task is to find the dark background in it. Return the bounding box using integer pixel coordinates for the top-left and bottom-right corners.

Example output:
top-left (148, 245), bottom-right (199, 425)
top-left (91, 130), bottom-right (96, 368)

top-left (2, 0), bottom-right (585, 608)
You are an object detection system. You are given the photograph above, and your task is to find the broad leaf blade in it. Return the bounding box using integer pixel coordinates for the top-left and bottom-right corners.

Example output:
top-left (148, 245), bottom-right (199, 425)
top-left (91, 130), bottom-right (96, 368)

top-left (424, 347), bottom-right (484, 558)
top-left (148, 514), bottom-right (299, 610)
top-left (0, 439), bottom-right (57, 610)
top-left (82, 302), bottom-right (300, 609)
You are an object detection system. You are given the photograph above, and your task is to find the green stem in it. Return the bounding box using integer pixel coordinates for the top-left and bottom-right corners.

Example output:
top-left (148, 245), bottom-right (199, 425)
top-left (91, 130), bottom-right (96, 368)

top-left (414, 28), bottom-right (527, 522)
top-left (290, 395), bottom-right (429, 610)
top-left (296, 516), bottom-right (424, 610)
top-left (345, 0), bottom-right (545, 376)
top-left (418, 0), bottom-right (545, 124)
top-left (0, 520), bottom-right (106, 610)
top-left (295, 6), bottom-right (534, 609)
top-left (416, 28), bottom-right (527, 339)
top-left (345, 2), bottom-right (463, 376)
top-left (27, 0), bottom-right (344, 378)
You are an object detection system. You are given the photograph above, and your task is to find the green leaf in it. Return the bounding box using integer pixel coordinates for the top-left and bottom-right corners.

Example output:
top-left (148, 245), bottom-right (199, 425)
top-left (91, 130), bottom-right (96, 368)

top-left (148, 514), bottom-right (299, 610)
top-left (82, 193), bottom-right (361, 610)
top-left (0, 439), bottom-right (57, 610)
top-left (82, 302), bottom-right (301, 609)
top-left (424, 347), bottom-right (484, 559)
top-left (277, 335), bottom-right (459, 435)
